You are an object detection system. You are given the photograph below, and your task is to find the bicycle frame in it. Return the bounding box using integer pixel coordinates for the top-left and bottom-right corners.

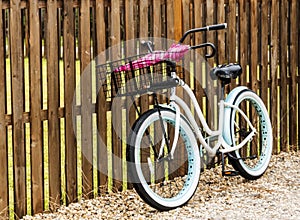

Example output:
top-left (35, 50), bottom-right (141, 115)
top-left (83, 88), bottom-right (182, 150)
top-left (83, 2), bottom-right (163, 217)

top-left (165, 75), bottom-right (257, 158)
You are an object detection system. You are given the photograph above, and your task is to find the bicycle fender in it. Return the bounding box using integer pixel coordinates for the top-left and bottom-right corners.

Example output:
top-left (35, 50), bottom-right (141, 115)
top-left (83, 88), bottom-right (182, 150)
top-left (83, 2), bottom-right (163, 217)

top-left (223, 86), bottom-right (249, 146)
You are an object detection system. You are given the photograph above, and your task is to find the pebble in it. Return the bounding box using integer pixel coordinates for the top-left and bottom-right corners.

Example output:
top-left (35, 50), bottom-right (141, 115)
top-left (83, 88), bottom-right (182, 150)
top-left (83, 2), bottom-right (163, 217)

top-left (22, 151), bottom-right (300, 220)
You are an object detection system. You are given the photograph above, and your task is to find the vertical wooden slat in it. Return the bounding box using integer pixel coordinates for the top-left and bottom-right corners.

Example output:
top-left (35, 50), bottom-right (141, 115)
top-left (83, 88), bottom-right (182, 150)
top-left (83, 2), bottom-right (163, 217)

top-left (216, 0), bottom-right (225, 161)
top-left (228, 0), bottom-right (237, 89)
top-left (63, 0), bottom-right (77, 203)
top-left (139, 0), bottom-right (149, 113)
top-left (298, 0), bottom-right (300, 150)
top-left (279, 0), bottom-right (288, 151)
top-left (182, 0), bottom-right (189, 38)
top-left (177, 0), bottom-right (189, 176)
top-left (167, 0), bottom-right (175, 40)
top-left (289, 0), bottom-right (298, 148)
top-left (173, 0), bottom-right (183, 111)
top-left (271, 0), bottom-right (279, 154)
top-left (250, 0), bottom-right (259, 157)
top-left (173, 0), bottom-right (182, 42)
top-left (153, 0), bottom-right (169, 179)
top-left (29, 0), bottom-right (44, 213)
top-left (217, 0), bottom-right (225, 65)
top-left (125, 0), bottom-right (135, 189)
top-left (236, 0), bottom-right (248, 160)
top-left (137, 2), bottom-right (149, 183)
top-left (95, 0), bottom-right (107, 192)
top-left (181, 0), bottom-right (190, 118)
top-left (79, 0), bottom-right (93, 197)
top-left (250, 0), bottom-right (258, 90)
top-left (260, 0), bottom-right (269, 105)
top-left (182, 0), bottom-right (190, 103)
top-left (153, 0), bottom-right (161, 39)
top-left (10, 0), bottom-right (26, 217)
top-left (228, 0), bottom-right (236, 64)
top-left (47, 0), bottom-right (61, 207)
top-left (194, 0), bottom-right (205, 109)
top-left (206, 0), bottom-right (214, 131)
top-left (0, 2), bottom-right (8, 218)
top-left (91, 8), bottom-right (97, 61)
top-left (239, 0), bottom-right (248, 87)
top-left (139, 0), bottom-right (149, 39)
top-left (111, 0), bottom-right (123, 190)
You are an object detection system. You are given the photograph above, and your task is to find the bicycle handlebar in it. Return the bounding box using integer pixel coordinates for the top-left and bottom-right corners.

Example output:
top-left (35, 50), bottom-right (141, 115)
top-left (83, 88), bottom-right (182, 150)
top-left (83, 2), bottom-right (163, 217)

top-left (179, 23), bottom-right (227, 43)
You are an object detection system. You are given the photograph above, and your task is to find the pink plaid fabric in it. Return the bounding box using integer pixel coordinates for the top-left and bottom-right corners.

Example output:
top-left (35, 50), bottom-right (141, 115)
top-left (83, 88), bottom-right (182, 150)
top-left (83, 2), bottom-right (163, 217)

top-left (114, 43), bottom-right (190, 72)
top-left (164, 43), bottom-right (190, 61)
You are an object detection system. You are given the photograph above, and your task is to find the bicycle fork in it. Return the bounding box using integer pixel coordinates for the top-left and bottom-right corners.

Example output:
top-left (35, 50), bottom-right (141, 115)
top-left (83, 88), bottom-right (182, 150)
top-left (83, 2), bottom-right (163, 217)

top-left (154, 93), bottom-right (181, 161)
top-left (147, 93), bottom-right (181, 176)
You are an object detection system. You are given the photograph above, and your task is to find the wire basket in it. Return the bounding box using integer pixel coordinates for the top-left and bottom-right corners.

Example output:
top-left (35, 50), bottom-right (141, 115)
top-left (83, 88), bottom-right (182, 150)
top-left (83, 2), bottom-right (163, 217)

top-left (96, 54), bottom-right (179, 98)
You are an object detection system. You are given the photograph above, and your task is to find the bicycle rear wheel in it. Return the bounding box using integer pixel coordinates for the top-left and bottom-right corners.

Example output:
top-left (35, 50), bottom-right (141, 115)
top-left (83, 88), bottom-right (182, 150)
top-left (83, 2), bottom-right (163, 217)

top-left (229, 90), bottom-right (272, 180)
top-left (127, 107), bottom-right (200, 211)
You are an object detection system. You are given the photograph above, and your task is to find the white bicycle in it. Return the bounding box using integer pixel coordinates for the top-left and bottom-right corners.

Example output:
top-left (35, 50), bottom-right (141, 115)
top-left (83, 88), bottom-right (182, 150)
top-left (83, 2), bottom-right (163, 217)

top-left (98, 23), bottom-right (272, 211)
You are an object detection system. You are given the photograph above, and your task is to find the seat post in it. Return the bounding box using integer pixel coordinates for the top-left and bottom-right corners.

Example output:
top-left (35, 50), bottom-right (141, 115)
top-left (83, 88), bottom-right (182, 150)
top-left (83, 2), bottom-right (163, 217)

top-left (220, 80), bottom-right (228, 100)
top-left (221, 84), bottom-right (224, 100)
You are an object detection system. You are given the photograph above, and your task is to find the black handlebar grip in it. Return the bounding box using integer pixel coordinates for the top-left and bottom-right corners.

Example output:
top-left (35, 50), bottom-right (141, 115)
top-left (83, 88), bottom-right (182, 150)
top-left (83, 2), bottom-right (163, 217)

top-left (207, 23), bottom-right (227, 31)
top-left (179, 23), bottom-right (227, 43)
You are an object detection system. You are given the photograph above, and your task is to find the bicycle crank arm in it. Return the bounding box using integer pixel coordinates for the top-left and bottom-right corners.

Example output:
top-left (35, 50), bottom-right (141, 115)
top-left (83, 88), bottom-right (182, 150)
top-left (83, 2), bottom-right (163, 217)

top-left (220, 151), bottom-right (239, 177)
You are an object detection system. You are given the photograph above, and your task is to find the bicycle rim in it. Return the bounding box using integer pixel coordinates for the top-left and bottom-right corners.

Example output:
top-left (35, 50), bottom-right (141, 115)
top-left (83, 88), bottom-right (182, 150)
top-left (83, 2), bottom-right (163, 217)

top-left (230, 91), bottom-right (272, 179)
top-left (130, 108), bottom-right (200, 209)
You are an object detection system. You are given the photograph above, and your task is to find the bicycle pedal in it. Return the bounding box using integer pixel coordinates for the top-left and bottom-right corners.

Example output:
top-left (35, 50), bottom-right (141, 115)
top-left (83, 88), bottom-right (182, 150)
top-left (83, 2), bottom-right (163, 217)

top-left (219, 151), bottom-right (240, 177)
top-left (222, 170), bottom-right (239, 177)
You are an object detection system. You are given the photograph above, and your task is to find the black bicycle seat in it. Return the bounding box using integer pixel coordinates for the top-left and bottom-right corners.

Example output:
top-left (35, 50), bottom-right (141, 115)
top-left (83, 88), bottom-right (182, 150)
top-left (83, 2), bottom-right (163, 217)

top-left (210, 63), bottom-right (242, 84)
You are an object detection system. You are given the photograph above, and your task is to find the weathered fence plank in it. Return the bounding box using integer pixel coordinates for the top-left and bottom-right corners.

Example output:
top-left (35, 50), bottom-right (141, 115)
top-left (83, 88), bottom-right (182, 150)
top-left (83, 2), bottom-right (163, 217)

top-left (125, 0), bottom-right (135, 190)
top-left (217, 0), bottom-right (225, 65)
top-left (238, 0), bottom-right (248, 88)
top-left (63, 0), bottom-right (77, 204)
top-left (139, 0), bottom-right (149, 114)
top-left (228, 0), bottom-right (237, 89)
top-left (0, 2), bottom-right (8, 218)
top-left (260, 0), bottom-right (269, 105)
top-left (279, 0), bottom-right (288, 151)
top-left (167, 0), bottom-right (175, 40)
top-left (46, 0), bottom-right (61, 208)
top-left (79, 0), bottom-right (93, 198)
top-left (111, 0), bottom-right (123, 191)
top-left (194, 0), bottom-right (205, 111)
top-left (173, 0), bottom-right (182, 41)
top-left (153, 0), bottom-right (162, 39)
top-left (10, 0), bottom-right (26, 217)
top-left (270, 0), bottom-right (279, 153)
top-left (206, 0), bottom-right (215, 130)
top-left (289, 0), bottom-right (298, 148)
top-left (250, 0), bottom-right (258, 93)
top-left (182, 0), bottom-right (191, 106)
top-left (95, 0), bottom-right (107, 192)
top-left (29, 0), bottom-right (44, 213)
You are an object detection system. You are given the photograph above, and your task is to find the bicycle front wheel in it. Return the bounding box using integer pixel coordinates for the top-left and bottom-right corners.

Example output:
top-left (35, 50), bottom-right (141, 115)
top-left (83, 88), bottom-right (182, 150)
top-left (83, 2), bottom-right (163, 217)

top-left (229, 90), bottom-right (272, 180)
top-left (127, 107), bottom-right (200, 211)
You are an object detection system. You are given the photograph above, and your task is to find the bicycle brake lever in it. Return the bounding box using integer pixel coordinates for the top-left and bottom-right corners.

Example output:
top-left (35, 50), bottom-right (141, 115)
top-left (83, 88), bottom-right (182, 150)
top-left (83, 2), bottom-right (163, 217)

top-left (190, 43), bottom-right (216, 58)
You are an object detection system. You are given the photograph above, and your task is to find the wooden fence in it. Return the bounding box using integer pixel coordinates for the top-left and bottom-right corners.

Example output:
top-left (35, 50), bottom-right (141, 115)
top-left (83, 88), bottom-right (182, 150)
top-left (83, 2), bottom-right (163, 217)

top-left (0, 0), bottom-right (299, 219)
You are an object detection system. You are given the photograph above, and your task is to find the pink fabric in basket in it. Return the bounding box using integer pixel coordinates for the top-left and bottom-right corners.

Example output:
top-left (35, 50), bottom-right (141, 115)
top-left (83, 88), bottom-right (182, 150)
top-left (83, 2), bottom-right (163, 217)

top-left (114, 43), bottom-right (190, 72)
top-left (164, 43), bottom-right (190, 61)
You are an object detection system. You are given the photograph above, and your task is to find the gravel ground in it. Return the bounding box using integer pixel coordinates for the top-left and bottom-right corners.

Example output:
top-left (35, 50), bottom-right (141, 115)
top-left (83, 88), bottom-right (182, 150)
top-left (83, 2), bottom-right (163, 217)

top-left (23, 151), bottom-right (300, 220)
